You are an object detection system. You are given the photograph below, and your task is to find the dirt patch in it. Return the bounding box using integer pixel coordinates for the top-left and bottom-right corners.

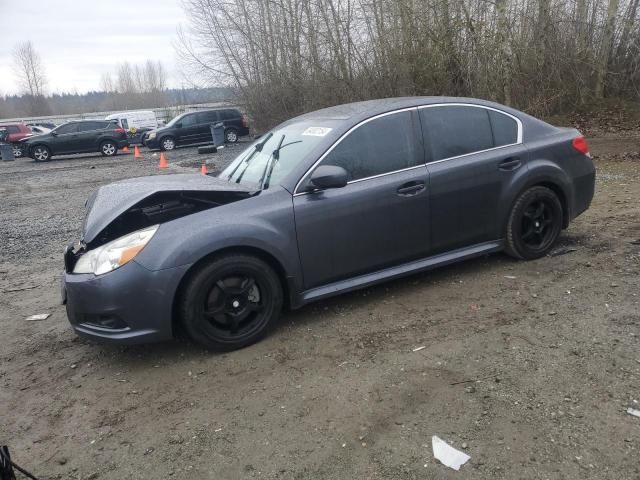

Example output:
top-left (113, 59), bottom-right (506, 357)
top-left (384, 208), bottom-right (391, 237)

top-left (1, 137), bottom-right (639, 479)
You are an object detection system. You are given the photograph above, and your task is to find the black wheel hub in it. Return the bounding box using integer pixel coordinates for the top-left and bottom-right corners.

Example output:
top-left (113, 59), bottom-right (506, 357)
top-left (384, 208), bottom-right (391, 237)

top-left (521, 199), bottom-right (554, 249)
top-left (202, 276), bottom-right (264, 338)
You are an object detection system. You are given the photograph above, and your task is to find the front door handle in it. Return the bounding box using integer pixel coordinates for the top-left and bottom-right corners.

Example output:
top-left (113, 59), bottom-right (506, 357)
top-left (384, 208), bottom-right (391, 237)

top-left (498, 157), bottom-right (522, 171)
top-left (397, 181), bottom-right (425, 196)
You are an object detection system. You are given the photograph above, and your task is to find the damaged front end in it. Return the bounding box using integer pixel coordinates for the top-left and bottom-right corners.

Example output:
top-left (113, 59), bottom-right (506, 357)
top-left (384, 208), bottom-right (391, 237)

top-left (64, 174), bottom-right (256, 273)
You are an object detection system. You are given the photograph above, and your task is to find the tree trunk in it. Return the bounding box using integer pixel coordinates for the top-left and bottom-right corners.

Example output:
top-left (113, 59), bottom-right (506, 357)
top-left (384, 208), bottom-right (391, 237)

top-left (595, 0), bottom-right (620, 98)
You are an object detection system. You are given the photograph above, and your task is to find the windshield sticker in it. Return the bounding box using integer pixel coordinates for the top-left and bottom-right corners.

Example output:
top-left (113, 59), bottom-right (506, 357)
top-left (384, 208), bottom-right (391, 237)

top-left (302, 127), bottom-right (332, 137)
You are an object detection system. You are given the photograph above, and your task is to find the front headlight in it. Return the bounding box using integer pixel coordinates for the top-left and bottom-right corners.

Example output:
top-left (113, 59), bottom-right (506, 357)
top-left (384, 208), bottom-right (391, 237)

top-left (73, 225), bottom-right (159, 275)
top-left (147, 132), bottom-right (156, 140)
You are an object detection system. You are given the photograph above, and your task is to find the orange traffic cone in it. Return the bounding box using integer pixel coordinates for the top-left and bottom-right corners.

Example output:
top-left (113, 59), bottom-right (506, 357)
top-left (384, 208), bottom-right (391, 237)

top-left (159, 152), bottom-right (169, 169)
top-left (122, 145), bottom-right (130, 154)
top-left (134, 145), bottom-right (142, 160)
top-left (201, 162), bottom-right (208, 175)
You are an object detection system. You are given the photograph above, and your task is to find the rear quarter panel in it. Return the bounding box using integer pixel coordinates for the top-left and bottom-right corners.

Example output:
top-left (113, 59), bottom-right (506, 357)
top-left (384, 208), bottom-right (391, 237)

top-left (516, 128), bottom-right (595, 225)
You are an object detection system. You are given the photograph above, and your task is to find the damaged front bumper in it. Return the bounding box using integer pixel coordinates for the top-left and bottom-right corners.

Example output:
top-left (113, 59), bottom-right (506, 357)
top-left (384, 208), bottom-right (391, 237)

top-left (62, 257), bottom-right (191, 344)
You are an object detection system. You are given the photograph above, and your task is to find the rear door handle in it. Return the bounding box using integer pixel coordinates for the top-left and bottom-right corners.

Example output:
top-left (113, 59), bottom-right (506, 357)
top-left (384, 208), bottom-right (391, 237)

top-left (498, 157), bottom-right (522, 171)
top-left (397, 181), bottom-right (425, 196)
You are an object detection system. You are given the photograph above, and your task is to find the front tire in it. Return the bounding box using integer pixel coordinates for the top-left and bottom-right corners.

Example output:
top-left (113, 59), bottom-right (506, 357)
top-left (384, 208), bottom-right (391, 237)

top-left (179, 254), bottom-right (283, 351)
top-left (505, 186), bottom-right (563, 259)
top-left (160, 136), bottom-right (176, 151)
top-left (32, 145), bottom-right (51, 162)
top-left (100, 141), bottom-right (117, 156)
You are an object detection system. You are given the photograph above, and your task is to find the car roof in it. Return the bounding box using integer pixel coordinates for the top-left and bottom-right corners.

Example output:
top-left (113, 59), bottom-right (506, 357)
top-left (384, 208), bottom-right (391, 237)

top-left (274, 96), bottom-right (558, 193)
top-left (288, 96), bottom-right (547, 127)
top-left (195, 108), bottom-right (239, 113)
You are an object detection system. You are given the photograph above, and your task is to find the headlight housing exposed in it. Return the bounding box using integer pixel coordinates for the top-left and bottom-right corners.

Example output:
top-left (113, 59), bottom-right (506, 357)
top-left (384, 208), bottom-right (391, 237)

top-left (73, 225), bottom-right (159, 275)
top-left (147, 132), bottom-right (156, 140)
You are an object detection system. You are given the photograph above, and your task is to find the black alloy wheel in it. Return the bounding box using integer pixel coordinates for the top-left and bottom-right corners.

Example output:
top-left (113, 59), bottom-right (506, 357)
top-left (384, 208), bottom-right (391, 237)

top-left (505, 186), bottom-right (563, 259)
top-left (180, 254), bottom-right (283, 351)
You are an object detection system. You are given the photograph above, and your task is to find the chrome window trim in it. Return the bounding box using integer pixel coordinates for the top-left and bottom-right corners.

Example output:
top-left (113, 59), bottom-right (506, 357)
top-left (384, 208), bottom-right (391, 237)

top-left (293, 102), bottom-right (523, 196)
top-left (417, 102), bottom-right (523, 144)
top-left (346, 164), bottom-right (426, 185)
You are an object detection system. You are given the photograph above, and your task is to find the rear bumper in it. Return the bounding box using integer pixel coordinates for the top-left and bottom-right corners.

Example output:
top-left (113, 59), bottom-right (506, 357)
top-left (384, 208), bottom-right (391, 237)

top-left (63, 260), bottom-right (191, 345)
top-left (117, 139), bottom-right (129, 149)
top-left (235, 126), bottom-right (250, 137)
top-left (570, 162), bottom-right (596, 221)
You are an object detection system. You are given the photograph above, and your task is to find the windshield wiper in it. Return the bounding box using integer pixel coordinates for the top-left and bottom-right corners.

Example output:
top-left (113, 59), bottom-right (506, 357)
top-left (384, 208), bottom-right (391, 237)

top-left (227, 132), bottom-right (274, 183)
top-left (261, 136), bottom-right (303, 190)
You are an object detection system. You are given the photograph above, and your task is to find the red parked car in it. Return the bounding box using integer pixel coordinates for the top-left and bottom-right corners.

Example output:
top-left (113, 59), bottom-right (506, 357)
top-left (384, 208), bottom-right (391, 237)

top-left (0, 123), bottom-right (33, 158)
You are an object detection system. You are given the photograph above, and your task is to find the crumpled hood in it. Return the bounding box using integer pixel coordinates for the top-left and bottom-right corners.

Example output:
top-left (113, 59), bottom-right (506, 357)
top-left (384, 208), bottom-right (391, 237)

top-left (82, 174), bottom-right (255, 243)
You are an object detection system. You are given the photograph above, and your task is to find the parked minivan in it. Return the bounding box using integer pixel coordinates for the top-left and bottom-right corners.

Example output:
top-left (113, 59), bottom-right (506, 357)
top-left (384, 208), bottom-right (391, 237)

top-left (143, 108), bottom-right (249, 151)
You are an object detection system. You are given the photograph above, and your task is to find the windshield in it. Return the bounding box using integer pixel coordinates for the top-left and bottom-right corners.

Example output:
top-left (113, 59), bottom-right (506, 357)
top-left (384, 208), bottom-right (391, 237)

top-left (219, 121), bottom-right (336, 189)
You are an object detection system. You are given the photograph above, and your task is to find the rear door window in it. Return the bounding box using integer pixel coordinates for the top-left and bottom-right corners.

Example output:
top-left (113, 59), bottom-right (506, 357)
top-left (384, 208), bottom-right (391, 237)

top-left (320, 110), bottom-right (419, 182)
top-left (489, 111), bottom-right (518, 146)
top-left (420, 106), bottom-right (494, 161)
top-left (219, 110), bottom-right (238, 120)
top-left (77, 122), bottom-right (102, 132)
top-left (197, 111), bottom-right (218, 124)
top-left (55, 123), bottom-right (79, 134)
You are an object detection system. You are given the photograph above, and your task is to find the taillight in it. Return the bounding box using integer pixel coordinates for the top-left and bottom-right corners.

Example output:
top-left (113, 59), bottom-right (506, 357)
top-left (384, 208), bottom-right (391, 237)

top-left (113, 128), bottom-right (125, 134)
top-left (572, 136), bottom-right (590, 156)
top-left (241, 115), bottom-right (249, 128)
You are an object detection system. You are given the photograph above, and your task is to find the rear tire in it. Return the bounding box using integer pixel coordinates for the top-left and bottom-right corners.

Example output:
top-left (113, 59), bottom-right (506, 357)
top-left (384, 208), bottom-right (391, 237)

top-left (505, 186), bottom-right (563, 259)
top-left (32, 145), bottom-right (51, 162)
top-left (12, 144), bottom-right (24, 158)
top-left (179, 254), bottom-right (283, 351)
top-left (100, 141), bottom-right (117, 156)
top-left (224, 128), bottom-right (239, 143)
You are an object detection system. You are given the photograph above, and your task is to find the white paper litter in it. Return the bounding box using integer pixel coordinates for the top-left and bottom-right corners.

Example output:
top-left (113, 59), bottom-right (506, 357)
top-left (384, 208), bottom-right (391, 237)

top-left (26, 313), bottom-right (50, 321)
top-left (627, 408), bottom-right (640, 418)
top-left (412, 346), bottom-right (426, 352)
top-left (432, 436), bottom-right (470, 471)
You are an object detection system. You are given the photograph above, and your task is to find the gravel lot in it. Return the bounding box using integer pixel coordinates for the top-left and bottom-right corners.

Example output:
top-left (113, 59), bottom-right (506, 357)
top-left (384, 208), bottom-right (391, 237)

top-left (0, 135), bottom-right (639, 480)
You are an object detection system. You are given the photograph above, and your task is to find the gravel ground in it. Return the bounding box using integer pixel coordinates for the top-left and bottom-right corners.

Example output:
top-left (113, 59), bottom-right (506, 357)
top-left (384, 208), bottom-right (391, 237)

top-left (0, 135), bottom-right (639, 480)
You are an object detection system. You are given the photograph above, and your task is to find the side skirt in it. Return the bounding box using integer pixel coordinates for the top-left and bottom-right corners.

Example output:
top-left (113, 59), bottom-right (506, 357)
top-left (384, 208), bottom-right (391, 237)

top-left (299, 240), bottom-right (503, 305)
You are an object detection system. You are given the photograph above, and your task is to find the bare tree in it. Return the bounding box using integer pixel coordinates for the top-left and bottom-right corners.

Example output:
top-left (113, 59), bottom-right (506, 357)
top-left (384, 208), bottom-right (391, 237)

top-left (595, 0), bottom-right (621, 98)
top-left (13, 41), bottom-right (47, 97)
top-left (100, 72), bottom-right (116, 93)
top-left (117, 62), bottom-right (137, 94)
top-left (179, 0), bottom-right (640, 128)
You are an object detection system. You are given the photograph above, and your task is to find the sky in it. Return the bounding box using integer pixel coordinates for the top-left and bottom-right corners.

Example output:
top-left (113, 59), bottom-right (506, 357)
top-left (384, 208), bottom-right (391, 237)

top-left (0, 0), bottom-right (190, 95)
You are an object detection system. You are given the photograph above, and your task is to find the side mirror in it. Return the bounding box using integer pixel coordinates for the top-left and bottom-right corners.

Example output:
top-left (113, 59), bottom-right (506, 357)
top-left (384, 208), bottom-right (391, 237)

top-left (51, 131), bottom-right (58, 136)
top-left (306, 165), bottom-right (348, 191)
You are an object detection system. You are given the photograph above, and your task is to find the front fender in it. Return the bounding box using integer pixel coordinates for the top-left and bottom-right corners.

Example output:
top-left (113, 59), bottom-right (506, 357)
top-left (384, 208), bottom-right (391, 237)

top-left (134, 187), bottom-right (301, 286)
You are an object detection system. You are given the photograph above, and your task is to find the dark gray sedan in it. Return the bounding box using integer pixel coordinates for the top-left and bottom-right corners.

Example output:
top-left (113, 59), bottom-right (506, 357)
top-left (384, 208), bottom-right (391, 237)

top-left (62, 97), bottom-right (595, 350)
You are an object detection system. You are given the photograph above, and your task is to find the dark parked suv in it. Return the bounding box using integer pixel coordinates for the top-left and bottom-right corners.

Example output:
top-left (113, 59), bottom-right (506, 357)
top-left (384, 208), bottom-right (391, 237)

top-left (144, 108), bottom-right (249, 151)
top-left (21, 120), bottom-right (129, 161)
